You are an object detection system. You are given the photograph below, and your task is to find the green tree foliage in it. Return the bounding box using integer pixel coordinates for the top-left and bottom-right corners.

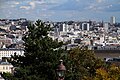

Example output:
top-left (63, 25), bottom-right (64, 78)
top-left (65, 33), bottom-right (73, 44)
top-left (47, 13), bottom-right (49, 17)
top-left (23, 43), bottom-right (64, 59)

top-left (85, 64), bottom-right (120, 80)
top-left (4, 20), bottom-right (63, 80)
top-left (64, 47), bottom-right (105, 80)
top-left (2, 72), bottom-right (17, 80)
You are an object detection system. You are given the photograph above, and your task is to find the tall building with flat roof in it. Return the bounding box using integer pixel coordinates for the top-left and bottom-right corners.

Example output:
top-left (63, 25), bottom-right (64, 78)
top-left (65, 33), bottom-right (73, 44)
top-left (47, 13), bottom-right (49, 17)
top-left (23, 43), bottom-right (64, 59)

top-left (103, 22), bottom-right (109, 32)
top-left (82, 23), bottom-right (90, 31)
top-left (110, 16), bottom-right (116, 25)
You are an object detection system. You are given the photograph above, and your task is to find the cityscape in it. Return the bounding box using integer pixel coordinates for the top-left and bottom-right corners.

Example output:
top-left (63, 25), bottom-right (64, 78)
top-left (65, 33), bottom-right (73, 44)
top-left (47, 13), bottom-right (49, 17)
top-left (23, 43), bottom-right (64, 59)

top-left (0, 0), bottom-right (120, 80)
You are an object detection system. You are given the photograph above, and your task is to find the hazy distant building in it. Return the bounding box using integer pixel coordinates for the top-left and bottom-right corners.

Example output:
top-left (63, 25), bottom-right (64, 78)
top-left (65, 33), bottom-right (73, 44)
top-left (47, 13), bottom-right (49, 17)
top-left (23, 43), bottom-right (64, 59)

top-left (60, 23), bottom-right (67, 32)
top-left (54, 26), bottom-right (59, 37)
top-left (61, 23), bottom-right (66, 32)
top-left (82, 23), bottom-right (90, 31)
top-left (60, 23), bottom-right (70, 32)
top-left (110, 16), bottom-right (116, 25)
top-left (103, 22), bottom-right (109, 32)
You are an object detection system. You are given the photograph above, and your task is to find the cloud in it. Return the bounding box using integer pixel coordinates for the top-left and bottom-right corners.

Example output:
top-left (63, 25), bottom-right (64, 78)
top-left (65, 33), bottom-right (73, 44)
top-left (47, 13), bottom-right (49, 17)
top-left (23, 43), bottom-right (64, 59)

top-left (85, 0), bottom-right (120, 12)
top-left (19, 1), bottom-right (36, 10)
top-left (34, 1), bottom-right (45, 4)
top-left (13, 2), bottom-right (20, 5)
top-left (23, 0), bottom-right (48, 10)
top-left (10, 1), bottom-right (20, 6)
top-left (50, 0), bottom-right (88, 11)
top-left (29, 1), bottom-right (36, 9)
top-left (0, 0), bottom-right (120, 21)
top-left (106, 5), bottom-right (112, 8)
top-left (10, 5), bottom-right (16, 8)
top-left (96, 0), bottom-right (104, 3)
top-left (9, 1), bottom-right (19, 8)
top-left (41, 8), bottom-right (47, 11)
top-left (1, 1), bottom-right (20, 8)
top-left (105, 4), bottom-right (120, 12)
top-left (20, 6), bottom-right (31, 10)
top-left (86, 6), bottom-right (102, 12)
top-left (76, 0), bottom-right (80, 2)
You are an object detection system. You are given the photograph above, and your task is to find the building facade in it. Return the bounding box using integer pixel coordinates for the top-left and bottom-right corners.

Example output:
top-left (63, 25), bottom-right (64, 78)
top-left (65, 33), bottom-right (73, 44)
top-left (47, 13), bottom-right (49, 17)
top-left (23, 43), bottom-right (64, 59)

top-left (0, 49), bottom-right (24, 60)
top-left (0, 61), bottom-right (13, 74)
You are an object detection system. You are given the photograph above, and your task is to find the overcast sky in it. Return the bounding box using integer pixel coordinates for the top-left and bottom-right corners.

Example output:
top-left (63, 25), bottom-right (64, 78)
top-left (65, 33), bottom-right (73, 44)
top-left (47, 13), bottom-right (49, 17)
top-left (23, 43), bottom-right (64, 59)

top-left (0, 0), bottom-right (120, 22)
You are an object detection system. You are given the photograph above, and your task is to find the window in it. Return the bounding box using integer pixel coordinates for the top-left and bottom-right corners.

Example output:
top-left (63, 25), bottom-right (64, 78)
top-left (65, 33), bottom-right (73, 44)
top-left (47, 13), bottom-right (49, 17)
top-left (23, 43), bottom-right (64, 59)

top-left (3, 67), bottom-right (5, 69)
top-left (6, 67), bottom-right (8, 70)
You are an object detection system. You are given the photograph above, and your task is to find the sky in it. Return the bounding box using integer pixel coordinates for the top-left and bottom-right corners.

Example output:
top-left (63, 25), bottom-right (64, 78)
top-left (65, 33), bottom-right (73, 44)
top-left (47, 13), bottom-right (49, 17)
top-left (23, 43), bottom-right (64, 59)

top-left (0, 0), bottom-right (120, 22)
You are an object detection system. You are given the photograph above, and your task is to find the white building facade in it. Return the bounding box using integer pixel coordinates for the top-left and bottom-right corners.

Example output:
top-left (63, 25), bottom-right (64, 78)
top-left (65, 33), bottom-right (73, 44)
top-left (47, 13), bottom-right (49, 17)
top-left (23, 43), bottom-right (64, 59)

top-left (0, 61), bottom-right (13, 74)
top-left (0, 49), bottom-right (24, 60)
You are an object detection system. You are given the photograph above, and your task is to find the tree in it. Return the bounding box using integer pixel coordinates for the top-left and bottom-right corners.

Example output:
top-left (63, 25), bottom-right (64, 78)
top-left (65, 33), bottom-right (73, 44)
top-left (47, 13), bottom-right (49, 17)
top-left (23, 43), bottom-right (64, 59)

top-left (2, 72), bottom-right (17, 80)
top-left (91, 64), bottom-right (120, 80)
top-left (5, 20), bottom-right (63, 80)
top-left (63, 47), bottom-right (105, 80)
top-left (69, 48), bottom-right (120, 80)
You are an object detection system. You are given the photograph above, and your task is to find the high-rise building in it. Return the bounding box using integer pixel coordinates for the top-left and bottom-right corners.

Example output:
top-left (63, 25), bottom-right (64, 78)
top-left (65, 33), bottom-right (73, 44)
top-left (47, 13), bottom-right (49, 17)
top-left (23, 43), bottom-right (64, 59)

top-left (82, 23), bottom-right (90, 31)
top-left (110, 16), bottom-right (116, 25)
top-left (103, 22), bottom-right (109, 32)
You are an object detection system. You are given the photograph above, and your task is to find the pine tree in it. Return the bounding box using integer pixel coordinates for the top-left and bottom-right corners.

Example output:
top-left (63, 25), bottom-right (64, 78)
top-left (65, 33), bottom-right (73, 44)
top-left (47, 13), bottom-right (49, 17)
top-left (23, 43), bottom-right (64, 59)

top-left (6, 20), bottom-right (63, 80)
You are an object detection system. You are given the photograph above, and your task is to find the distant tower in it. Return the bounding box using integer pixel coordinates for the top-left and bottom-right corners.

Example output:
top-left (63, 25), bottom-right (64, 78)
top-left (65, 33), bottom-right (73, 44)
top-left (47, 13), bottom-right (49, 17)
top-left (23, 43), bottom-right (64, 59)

top-left (11, 21), bottom-right (15, 25)
top-left (82, 23), bottom-right (90, 31)
top-left (61, 23), bottom-right (69, 32)
top-left (62, 23), bottom-right (66, 32)
top-left (110, 16), bottom-right (115, 25)
top-left (103, 22), bottom-right (109, 32)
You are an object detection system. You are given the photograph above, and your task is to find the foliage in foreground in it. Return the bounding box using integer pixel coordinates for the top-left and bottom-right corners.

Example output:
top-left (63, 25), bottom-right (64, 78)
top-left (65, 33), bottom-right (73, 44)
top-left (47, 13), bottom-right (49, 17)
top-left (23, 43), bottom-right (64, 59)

top-left (64, 48), bottom-right (105, 80)
top-left (84, 64), bottom-right (120, 80)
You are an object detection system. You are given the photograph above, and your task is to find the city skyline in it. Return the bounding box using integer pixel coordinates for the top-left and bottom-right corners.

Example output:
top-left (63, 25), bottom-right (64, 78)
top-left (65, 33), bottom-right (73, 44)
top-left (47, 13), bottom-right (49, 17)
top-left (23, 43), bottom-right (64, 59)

top-left (0, 0), bottom-right (120, 22)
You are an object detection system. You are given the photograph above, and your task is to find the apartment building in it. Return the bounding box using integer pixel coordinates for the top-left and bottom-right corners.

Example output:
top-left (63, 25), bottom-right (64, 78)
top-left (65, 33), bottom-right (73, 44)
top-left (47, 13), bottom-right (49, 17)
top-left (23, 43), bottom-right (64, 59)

top-left (0, 49), bottom-right (24, 60)
top-left (0, 61), bottom-right (13, 74)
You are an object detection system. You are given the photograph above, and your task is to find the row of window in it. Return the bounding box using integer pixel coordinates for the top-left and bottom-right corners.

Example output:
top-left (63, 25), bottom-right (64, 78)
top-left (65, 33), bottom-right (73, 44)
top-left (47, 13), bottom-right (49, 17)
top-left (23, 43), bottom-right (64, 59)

top-left (2, 66), bottom-right (12, 70)
top-left (0, 52), bottom-right (24, 56)
top-left (0, 51), bottom-right (19, 54)
top-left (0, 53), bottom-right (14, 56)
